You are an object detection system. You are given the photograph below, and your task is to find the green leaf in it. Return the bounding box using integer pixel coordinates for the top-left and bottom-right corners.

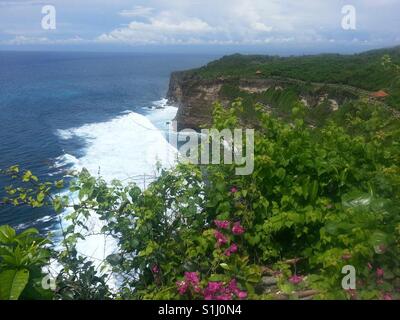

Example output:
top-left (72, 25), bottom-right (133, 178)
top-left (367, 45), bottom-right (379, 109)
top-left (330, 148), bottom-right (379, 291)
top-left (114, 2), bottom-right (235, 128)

top-left (276, 168), bottom-right (286, 181)
top-left (22, 171), bottom-right (33, 182)
top-left (208, 274), bottom-right (226, 282)
top-left (220, 263), bottom-right (230, 270)
top-left (37, 192), bottom-right (45, 203)
top-left (54, 180), bottom-right (64, 189)
top-left (0, 225), bottom-right (16, 243)
top-left (215, 182), bottom-right (226, 192)
top-left (0, 269), bottom-right (30, 300)
top-left (309, 180), bottom-right (319, 202)
top-left (53, 197), bottom-right (63, 213)
top-left (16, 228), bottom-right (39, 240)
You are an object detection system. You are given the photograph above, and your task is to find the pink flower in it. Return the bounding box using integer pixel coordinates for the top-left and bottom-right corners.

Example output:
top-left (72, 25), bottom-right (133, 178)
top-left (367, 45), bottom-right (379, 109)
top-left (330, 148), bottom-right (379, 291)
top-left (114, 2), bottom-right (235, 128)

top-left (342, 254), bottom-right (352, 261)
top-left (180, 272), bottom-right (202, 294)
top-left (203, 282), bottom-right (224, 299)
top-left (216, 294), bottom-right (232, 300)
top-left (228, 279), bottom-right (247, 300)
top-left (193, 285), bottom-right (202, 293)
top-left (206, 282), bottom-right (223, 294)
top-left (347, 289), bottom-right (357, 300)
top-left (232, 222), bottom-right (245, 235)
top-left (383, 293), bottom-right (393, 300)
top-left (185, 272), bottom-right (200, 285)
top-left (214, 220), bottom-right (230, 230)
top-left (204, 280), bottom-right (247, 300)
top-left (176, 280), bottom-right (188, 295)
top-left (214, 230), bottom-right (228, 246)
top-left (225, 243), bottom-right (238, 256)
top-left (376, 268), bottom-right (384, 278)
top-left (230, 243), bottom-right (238, 252)
top-left (151, 265), bottom-right (160, 274)
top-left (367, 262), bottom-right (373, 270)
top-left (228, 279), bottom-right (239, 293)
top-left (289, 275), bottom-right (303, 285)
top-left (230, 186), bottom-right (238, 194)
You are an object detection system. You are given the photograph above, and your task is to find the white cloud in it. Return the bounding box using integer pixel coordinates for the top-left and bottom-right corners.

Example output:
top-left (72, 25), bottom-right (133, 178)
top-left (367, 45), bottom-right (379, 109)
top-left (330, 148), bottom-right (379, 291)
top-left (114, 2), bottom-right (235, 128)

top-left (251, 22), bottom-right (273, 32)
top-left (1, 35), bottom-right (84, 45)
top-left (1, 0), bottom-right (399, 48)
top-left (119, 6), bottom-right (154, 18)
top-left (98, 11), bottom-right (215, 44)
top-left (97, 0), bottom-right (370, 46)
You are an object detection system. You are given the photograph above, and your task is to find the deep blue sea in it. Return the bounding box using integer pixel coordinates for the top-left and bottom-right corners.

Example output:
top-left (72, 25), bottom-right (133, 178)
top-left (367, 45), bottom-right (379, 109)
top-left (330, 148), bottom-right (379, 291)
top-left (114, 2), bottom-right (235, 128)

top-left (0, 51), bottom-right (217, 233)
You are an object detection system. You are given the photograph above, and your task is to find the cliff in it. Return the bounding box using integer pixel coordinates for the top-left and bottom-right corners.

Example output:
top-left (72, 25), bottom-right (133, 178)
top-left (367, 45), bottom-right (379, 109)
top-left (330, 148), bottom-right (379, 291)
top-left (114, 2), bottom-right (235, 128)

top-left (167, 71), bottom-right (359, 130)
top-left (167, 71), bottom-right (225, 130)
top-left (167, 48), bottom-right (400, 130)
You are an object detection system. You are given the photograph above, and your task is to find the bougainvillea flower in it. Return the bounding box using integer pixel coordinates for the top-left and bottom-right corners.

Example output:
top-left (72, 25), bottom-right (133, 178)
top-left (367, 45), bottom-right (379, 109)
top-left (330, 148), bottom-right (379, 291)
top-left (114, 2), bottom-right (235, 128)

top-left (232, 222), bottom-right (245, 235)
top-left (227, 279), bottom-right (247, 299)
top-left (383, 293), bottom-right (393, 300)
top-left (347, 289), bottom-right (357, 300)
top-left (376, 268), bottom-right (384, 278)
top-left (228, 279), bottom-right (239, 293)
top-left (214, 220), bottom-right (230, 229)
top-left (184, 272), bottom-right (200, 285)
top-left (289, 275), bottom-right (303, 285)
top-left (230, 186), bottom-right (238, 194)
top-left (214, 230), bottom-right (228, 246)
top-left (377, 279), bottom-right (384, 285)
top-left (203, 282), bottom-right (224, 299)
top-left (203, 280), bottom-right (247, 300)
top-left (205, 282), bottom-right (223, 294)
top-left (225, 243), bottom-right (238, 256)
top-left (151, 265), bottom-right (160, 274)
top-left (341, 253), bottom-right (352, 261)
top-left (176, 280), bottom-right (188, 295)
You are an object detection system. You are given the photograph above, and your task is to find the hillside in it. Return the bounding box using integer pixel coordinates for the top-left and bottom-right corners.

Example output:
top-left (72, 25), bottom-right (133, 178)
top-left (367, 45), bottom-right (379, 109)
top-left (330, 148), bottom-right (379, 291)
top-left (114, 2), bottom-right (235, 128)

top-left (167, 46), bottom-right (400, 130)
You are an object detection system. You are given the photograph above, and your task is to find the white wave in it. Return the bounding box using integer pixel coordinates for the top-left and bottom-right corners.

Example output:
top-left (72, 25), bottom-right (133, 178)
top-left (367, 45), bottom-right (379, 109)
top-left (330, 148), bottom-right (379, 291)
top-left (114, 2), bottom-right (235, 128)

top-left (147, 105), bottom-right (178, 130)
top-left (53, 153), bottom-right (81, 169)
top-left (15, 215), bottom-right (56, 231)
top-left (53, 105), bottom-right (178, 290)
top-left (57, 111), bottom-right (178, 182)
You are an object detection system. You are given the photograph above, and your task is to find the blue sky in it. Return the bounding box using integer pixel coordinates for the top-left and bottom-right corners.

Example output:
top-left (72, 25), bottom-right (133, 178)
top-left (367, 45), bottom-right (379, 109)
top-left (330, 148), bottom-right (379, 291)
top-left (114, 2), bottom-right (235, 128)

top-left (1, 0), bottom-right (399, 54)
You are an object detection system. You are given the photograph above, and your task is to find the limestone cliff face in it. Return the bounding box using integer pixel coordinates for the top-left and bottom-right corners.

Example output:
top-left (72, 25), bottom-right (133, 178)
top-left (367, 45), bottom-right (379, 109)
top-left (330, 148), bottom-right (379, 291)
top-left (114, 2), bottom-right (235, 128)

top-left (167, 72), bottom-right (290, 130)
top-left (167, 71), bottom-right (225, 131)
top-left (167, 71), bottom-right (356, 130)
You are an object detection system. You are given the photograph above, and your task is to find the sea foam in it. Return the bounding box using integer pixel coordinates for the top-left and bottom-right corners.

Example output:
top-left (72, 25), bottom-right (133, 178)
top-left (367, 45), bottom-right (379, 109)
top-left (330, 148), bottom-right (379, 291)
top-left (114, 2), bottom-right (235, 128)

top-left (53, 102), bottom-right (178, 289)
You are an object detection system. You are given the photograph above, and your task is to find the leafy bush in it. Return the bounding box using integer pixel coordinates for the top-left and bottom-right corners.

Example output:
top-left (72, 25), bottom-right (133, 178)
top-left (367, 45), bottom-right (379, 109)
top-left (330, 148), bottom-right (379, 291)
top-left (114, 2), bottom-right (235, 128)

top-left (1, 97), bottom-right (399, 300)
top-left (0, 225), bottom-right (52, 300)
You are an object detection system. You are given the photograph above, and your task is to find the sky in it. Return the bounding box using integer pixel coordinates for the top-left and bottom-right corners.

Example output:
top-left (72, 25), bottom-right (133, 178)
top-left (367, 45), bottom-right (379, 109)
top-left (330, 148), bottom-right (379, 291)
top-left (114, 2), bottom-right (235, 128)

top-left (0, 0), bottom-right (400, 54)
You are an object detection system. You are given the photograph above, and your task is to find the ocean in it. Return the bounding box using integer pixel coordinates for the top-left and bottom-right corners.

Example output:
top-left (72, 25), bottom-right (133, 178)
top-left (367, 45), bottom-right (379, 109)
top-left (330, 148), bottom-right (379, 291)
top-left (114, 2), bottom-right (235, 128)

top-left (0, 51), bottom-right (217, 234)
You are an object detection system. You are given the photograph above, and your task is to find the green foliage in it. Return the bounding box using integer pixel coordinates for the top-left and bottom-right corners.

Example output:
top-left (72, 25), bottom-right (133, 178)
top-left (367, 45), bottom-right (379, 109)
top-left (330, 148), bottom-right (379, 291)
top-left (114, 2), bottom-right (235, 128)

top-left (0, 269), bottom-right (29, 300)
top-left (1, 96), bottom-right (400, 300)
top-left (0, 225), bottom-right (52, 300)
top-left (192, 48), bottom-right (400, 108)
